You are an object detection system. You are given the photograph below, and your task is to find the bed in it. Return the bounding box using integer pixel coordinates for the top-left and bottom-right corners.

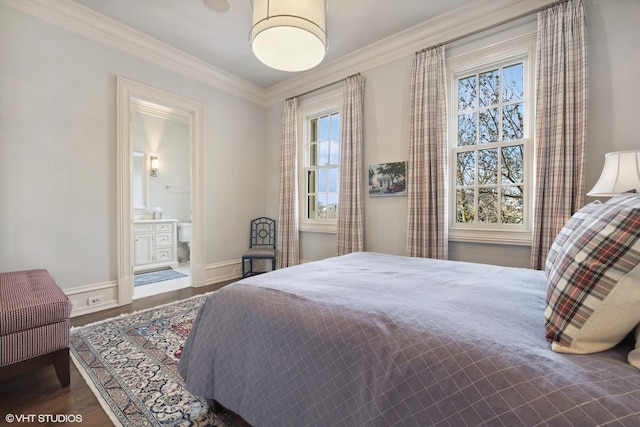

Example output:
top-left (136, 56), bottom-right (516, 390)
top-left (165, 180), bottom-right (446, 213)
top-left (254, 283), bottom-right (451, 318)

top-left (179, 187), bottom-right (640, 427)
top-left (178, 252), bottom-right (640, 426)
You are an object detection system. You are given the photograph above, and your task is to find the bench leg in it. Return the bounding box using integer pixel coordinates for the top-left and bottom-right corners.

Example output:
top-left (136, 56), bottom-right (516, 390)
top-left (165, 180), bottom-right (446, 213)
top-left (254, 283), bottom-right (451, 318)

top-left (52, 348), bottom-right (70, 388)
top-left (0, 348), bottom-right (70, 388)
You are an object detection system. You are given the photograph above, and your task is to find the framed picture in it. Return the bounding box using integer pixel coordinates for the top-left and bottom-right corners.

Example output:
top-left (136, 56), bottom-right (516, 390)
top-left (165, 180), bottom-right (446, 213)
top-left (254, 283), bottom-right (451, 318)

top-left (369, 161), bottom-right (406, 196)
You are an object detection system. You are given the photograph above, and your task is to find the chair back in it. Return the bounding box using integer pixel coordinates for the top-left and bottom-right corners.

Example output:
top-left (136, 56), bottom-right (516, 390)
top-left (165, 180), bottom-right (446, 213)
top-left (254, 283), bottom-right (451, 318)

top-left (249, 217), bottom-right (276, 249)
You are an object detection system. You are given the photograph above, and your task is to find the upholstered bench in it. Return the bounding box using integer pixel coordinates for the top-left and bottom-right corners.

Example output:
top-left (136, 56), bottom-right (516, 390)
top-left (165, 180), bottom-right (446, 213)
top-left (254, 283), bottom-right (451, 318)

top-left (0, 269), bottom-right (72, 387)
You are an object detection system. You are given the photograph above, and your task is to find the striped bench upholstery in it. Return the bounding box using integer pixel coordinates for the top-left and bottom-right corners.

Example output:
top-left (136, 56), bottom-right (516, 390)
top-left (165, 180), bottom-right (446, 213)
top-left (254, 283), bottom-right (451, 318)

top-left (0, 269), bottom-right (72, 387)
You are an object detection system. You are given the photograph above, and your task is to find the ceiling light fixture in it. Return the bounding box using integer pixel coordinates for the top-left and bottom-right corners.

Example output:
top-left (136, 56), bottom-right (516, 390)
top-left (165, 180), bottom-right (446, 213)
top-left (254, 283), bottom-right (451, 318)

top-left (250, 0), bottom-right (328, 72)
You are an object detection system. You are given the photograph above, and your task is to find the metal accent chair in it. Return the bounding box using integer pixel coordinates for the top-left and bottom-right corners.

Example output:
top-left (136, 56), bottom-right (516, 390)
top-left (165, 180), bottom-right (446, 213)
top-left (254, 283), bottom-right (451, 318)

top-left (241, 217), bottom-right (276, 277)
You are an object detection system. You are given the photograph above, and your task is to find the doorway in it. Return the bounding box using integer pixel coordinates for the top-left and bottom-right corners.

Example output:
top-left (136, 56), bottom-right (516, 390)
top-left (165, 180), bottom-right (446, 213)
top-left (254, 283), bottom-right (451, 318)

top-left (117, 78), bottom-right (205, 306)
top-left (130, 103), bottom-right (192, 299)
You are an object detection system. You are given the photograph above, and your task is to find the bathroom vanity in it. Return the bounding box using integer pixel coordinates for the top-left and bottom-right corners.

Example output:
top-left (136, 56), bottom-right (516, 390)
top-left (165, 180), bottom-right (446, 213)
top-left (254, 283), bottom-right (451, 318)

top-left (133, 219), bottom-right (179, 273)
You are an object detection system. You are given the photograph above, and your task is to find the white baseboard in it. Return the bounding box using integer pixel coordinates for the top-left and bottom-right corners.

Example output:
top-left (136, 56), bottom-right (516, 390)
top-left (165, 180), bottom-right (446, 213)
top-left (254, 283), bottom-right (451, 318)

top-left (65, 281), bottom-right (119, 318)
top-left (202, 259), bottom-right (243, 287)
top-left (65, 260), bottom-right (244, 317)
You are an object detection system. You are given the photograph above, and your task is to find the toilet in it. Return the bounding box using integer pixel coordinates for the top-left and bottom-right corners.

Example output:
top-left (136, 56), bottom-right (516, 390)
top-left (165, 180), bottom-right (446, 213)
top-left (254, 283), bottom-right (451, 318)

top-left (178, 223), bottom-right (192, 258)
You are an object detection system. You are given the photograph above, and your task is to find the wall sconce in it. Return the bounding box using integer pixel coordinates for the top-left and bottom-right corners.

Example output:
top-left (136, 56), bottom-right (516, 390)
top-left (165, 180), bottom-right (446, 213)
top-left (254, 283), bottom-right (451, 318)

top-left (150, 156), bottom-right (159, 177)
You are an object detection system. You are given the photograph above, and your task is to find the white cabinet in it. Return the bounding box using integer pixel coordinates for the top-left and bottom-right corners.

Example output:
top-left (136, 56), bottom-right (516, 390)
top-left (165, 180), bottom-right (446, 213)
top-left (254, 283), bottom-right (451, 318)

top-left (133, 220), bottom-right (178, 273)
top-left (134, 231), bottom-right (154, 267)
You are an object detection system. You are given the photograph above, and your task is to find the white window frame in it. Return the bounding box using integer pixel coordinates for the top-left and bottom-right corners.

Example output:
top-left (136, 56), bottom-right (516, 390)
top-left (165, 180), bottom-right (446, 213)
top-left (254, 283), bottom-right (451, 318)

top-left (447, 33), bottom-right (536, 245)
top-left (298, 91), bottom-right (342, 233)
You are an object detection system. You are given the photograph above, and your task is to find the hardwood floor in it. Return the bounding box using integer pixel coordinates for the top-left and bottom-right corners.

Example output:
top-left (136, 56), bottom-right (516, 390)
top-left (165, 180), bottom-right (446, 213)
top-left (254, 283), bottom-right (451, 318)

top-left (0, 280), bottom-right (235, 426)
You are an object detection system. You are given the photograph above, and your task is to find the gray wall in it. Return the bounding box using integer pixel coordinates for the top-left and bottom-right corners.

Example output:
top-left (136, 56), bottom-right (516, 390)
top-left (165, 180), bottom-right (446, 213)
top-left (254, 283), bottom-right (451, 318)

top-left (1, 0), bottom-right (638, 293)
top-left (0, 4), bottom-right (266, 289)
top-left (131, 111), bottom-right (191, 223)
top-left (265, 0), bottom-right (640, 268)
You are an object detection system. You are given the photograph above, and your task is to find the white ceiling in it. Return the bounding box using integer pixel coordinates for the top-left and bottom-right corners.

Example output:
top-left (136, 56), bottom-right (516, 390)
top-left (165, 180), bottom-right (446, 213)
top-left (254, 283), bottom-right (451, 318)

top-left (71, 0), bottom-right (476, 89)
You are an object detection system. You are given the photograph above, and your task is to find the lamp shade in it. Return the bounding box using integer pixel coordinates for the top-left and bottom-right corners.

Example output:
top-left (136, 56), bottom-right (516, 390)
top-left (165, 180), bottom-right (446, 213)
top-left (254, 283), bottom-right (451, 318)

top-left (587, 150), bottom-right (640, 196)
top-left (251, 0), bottom-right (327, 72)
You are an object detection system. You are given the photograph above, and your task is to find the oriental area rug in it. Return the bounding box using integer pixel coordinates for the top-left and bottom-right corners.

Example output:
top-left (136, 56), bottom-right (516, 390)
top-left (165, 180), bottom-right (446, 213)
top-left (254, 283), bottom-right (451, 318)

top-left (69, 294), bottom-right (246, 427)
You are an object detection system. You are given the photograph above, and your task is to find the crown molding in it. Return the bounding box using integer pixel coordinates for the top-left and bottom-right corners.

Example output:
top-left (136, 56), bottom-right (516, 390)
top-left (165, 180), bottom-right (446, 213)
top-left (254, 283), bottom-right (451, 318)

top-left (0, 0), bottom-right (267, 105)
top-left (264, 0), bottom-right (554, 105)
top-left (2, 0), bottom-right (556, 107)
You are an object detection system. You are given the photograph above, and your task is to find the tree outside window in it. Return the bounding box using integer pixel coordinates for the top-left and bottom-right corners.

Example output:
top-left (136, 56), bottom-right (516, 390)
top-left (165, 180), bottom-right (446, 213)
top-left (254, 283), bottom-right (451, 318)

top-left (454, 62), bottom-right (527, 227)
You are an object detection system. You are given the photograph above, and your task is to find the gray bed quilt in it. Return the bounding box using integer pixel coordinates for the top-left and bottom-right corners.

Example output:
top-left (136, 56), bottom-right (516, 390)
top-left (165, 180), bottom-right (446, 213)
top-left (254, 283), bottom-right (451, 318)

top-left (178, 252), bottom-right (640, 426)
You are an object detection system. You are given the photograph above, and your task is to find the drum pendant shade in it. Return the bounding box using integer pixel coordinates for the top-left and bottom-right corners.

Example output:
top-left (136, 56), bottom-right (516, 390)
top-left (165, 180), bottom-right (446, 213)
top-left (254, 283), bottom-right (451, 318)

top-left (251, 0), bottom-right (327, 72)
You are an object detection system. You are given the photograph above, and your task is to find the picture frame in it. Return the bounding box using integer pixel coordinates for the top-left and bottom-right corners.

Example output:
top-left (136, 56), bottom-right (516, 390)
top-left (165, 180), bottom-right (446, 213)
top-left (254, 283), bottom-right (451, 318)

top-left (369, 161), bottom-right (406, 197)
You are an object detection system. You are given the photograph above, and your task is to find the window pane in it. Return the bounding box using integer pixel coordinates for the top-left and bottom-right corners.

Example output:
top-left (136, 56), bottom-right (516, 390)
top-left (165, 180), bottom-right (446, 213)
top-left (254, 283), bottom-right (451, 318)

top-left (331, 113), bottom-right (340, 137)
top-left (330, 139), bottom-right (340, 164)
top-left (503, 103), bottom-right (524, 141)
top-left (318, 169), bottom-right (328, 192)
top-left (456, 151), bottom-right (475, 186)
top-left (502, 63), bottom-right (523, 102)
top-left (319, 115), bottom-right (329, 140)
top-left (327, 193), bottom-right (338, 219)
top-left (307, 195), bottom-right (316, 219)
top-left (457, 113), bottom-right (476, 146)
top-left (501, 145), bottom-right (524, 184)
top-left (479, 108), bottom-right (498, 144)
top-left (317, 168), bottom-right (338, 193)
top-left (478, 148), bottom-right (498, 184)
top-left (456, 188), bottom-right (475, 223)
top-left (458, 75), bottom-right (476, 111)
top-left (318, 141), bottom-right (329, 165)
top-left (318, 194), bottom-right (327, 219)
top-left (501, 186), bottom-right (523, 224)
top-left (501, 185), bottom-right (524, 224)
top-left (478, 187), bottom-right (498, 223)
top-left (328, 167), bottom-right (338, 192)
top-left (479, 69), bottom-right (499, 107)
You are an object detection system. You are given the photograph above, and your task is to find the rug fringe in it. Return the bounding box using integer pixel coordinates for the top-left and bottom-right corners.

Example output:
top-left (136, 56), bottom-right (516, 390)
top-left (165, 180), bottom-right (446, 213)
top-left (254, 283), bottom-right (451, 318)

top-left (70, 351), bottom-right (125, 427)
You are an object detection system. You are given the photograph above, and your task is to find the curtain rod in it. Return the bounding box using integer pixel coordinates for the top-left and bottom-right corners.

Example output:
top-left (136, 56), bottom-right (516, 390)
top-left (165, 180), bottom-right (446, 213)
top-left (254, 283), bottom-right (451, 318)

top-left (417, 0), bottom-right (569, 53)
top-left (287, 72), bottom-right (361, 101)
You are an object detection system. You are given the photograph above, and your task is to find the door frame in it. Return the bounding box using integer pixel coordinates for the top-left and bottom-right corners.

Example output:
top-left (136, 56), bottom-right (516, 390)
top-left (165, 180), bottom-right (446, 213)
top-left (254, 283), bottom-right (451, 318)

top-left (117, 77), bottom-right (205, 305)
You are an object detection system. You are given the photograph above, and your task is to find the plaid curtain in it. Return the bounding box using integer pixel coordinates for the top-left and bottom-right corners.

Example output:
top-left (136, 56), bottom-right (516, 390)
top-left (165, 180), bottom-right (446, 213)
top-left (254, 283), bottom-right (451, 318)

top-left (530, 0), bottom-right (588, 269)
top-left (277, 98), bottom-right (300, 268)
top-left (406, 46), bottom-right (448, 259)
top-left (336, 74), bottom-right (366, 256)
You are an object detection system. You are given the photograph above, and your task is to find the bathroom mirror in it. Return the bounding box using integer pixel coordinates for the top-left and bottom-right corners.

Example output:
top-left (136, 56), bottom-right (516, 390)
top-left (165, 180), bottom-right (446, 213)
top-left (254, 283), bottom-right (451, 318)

top-left (132, 151), bottom-right (147, 209)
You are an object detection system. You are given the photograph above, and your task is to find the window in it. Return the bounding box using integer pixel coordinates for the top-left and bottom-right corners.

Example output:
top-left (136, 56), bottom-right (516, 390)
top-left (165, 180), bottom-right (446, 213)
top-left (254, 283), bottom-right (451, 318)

top-left (299, 93), bottom-right (342, 232)
top-left (448, 35), bottom-right (534, 244)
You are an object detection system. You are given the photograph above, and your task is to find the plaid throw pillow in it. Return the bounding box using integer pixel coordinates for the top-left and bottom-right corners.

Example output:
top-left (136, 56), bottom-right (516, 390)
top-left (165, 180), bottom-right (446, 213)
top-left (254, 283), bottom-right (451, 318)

top-left (545, 200), bottom-right (603, 275)
top-left (545, 192), bottom-right (640, 354)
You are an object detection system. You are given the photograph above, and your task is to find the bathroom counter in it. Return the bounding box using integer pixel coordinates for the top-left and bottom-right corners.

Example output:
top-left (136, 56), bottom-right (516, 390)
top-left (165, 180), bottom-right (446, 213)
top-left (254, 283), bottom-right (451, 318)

top-left (133, 220), bottom-right (179, 273)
